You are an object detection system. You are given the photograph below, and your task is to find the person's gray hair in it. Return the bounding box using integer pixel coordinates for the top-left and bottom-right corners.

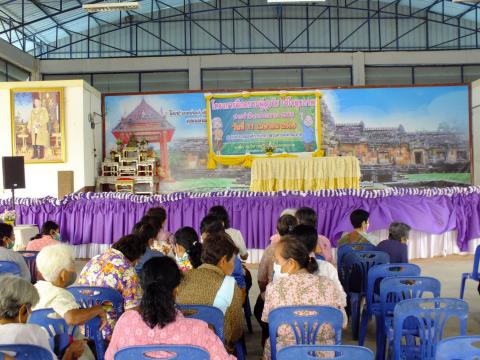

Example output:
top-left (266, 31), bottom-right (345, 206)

top-left (36, 243), bottom-right (75, 282)
top-left (388, 222), bottom-right (411, 242)
top-left (0, 275), bottom-right (39, 319)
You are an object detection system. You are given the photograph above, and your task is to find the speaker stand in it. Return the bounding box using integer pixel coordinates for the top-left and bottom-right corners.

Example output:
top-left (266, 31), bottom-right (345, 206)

top-left (11, 188), bottom-right (15, 214)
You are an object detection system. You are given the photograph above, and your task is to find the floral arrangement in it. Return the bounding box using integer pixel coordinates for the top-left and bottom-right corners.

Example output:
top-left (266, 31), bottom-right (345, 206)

top-left (263, 143), bottom-right (276, 154)
top-left (115, 139), bottom-right (123, 152)
top-left (0, 210), bottom-right (15, 225)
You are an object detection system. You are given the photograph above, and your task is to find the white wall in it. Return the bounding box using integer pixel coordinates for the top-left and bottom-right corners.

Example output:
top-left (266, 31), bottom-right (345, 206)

top-left (0, 80), bottom-right (101, 198)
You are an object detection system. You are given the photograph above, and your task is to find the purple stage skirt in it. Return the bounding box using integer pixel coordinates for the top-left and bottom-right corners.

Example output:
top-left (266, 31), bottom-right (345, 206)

top-left (1, 187), bottom-right (479, 251)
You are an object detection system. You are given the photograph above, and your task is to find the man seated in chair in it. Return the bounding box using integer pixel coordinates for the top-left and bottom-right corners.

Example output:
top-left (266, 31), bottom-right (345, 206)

top-left (33, 244), bottom-right (107, 360)
top-left (338, 209), bottom-right (377, 247)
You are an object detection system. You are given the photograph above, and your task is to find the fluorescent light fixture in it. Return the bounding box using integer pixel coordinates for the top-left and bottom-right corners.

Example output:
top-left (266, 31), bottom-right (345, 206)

top-left (83, 2), bottom-right (140, 12)
top-left (267, 0), bottom-right (326, 2)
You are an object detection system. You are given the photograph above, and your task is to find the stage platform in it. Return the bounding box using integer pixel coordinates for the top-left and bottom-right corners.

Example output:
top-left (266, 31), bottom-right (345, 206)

top-left (2, 186), bottom-right (480, 262)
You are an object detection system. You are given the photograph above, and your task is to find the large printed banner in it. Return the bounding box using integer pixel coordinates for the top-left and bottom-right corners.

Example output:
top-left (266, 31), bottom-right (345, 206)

top-left (103, 85), bottom-right (470, 193)
top-left (205, 91), bottom-right (322, 168)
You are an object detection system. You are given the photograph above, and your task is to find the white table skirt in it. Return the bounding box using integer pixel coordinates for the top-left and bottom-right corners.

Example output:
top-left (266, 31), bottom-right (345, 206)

top-left (73, 229), bottom-right (480, 263)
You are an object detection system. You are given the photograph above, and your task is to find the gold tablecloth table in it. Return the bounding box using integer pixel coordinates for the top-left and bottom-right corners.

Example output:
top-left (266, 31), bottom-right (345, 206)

top-left (250, 156), bottom-right (361, 192)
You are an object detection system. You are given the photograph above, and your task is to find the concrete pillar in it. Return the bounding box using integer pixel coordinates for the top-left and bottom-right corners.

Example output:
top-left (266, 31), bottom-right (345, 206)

top-left (352, 52), bottom-right (366, 86)
top-left (188, 57), bottom-right (201, 90)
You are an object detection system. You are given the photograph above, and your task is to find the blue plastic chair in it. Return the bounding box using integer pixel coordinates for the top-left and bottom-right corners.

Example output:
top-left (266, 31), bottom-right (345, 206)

top-left (337, 243), bottom-right (378, 299)
top-left (436, 335), bottom-right (480, 360)
top-left (277, 345), bottom-right (374, 360)
top-left (176, 304), bottom-right (225, 341)
top-left (460, 244), bottom-right (480, 299)
top-left (359, 263), bottom-right (421, 347)
top-left (67, 286), bottom-right (124, 360)
top-left (17, 251), bottom-right (39, 283)
top-left (342, 250), bottom-right (390, 340)
top-left (392, 298), bottom-right (468, 360)
top-left (379, 276), bottom-right (441, 360)
top-left (113, 345), bottom-right (210, 360)
top-left (0, 344), bottom-right (53, 359)
top-left (268, 305), bottom-right (344, 360)
top-left (177, 304), bottom-right (246, 359)
top-left (0, 260), bottom-right (21, 276)
top-left (28, 308), bottom-right (76, 357)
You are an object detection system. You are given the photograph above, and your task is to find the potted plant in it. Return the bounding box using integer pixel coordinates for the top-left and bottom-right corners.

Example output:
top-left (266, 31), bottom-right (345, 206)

top-left (115, 139), bottom-right (123, 153)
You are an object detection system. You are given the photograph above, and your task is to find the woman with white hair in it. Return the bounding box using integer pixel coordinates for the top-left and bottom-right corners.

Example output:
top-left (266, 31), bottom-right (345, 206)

top-left (0, 275), bottom-right (85, 360)
top-left (34, 244), bottom-right (106, 327)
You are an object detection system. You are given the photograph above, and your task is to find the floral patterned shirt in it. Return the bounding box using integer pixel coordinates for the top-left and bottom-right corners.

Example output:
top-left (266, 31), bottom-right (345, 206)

top-left (175, 253), bottom-right (193, 272)
top-left (78, 248), bottom-right (142, 338)
top-left (261, 272), bottom-right (347, 360)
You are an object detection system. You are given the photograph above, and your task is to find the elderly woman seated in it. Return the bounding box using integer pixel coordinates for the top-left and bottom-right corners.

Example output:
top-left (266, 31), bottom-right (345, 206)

top-left (262, 236), bottom-right (347, 360)
top-left (0, 275), bottom-right (85, 360)
top-left (176, 231), bottom-right (244, 353)
top-left (33, 243), bottom-right (106, 360)
top-left (105, 257), bottom-right (235, 360)
top-left (376, 222), bottom-right (411, 263)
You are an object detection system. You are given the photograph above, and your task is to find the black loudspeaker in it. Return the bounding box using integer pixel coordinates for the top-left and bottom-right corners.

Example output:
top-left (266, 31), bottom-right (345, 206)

top-left (2, 156), bottom-right (25, 189)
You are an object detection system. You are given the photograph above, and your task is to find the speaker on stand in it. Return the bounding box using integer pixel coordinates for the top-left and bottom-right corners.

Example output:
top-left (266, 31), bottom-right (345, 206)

top-left (2, 156), bottom-right (26, 214)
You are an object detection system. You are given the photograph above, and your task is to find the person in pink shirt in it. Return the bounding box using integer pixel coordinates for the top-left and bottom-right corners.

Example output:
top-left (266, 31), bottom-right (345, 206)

top-left (295, 207), bottom-right (334, 264)
top-left (26, 221), bottom-right (61, 252)
top-left (105, 256), bottom-right (236, 360)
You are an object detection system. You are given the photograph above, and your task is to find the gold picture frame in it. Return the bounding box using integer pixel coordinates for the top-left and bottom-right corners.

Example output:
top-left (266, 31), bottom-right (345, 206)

top-left (10, 87), bottom-right (65, 163)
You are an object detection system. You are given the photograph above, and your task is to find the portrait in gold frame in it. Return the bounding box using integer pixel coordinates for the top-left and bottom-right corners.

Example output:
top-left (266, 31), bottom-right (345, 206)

top-left (10, 88), bottom-right (65, 163)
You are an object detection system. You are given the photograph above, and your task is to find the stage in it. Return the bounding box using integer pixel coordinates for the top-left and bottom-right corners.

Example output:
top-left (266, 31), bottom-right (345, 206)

top-left (2, 186), bottom-right (480, 262)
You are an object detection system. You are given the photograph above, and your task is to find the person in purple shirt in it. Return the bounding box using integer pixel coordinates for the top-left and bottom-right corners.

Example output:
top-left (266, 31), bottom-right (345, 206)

top-left (376, 222), bottom-right (411, 263)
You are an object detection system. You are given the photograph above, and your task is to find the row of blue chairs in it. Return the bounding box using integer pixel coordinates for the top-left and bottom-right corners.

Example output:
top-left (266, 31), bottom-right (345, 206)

top-left (0, 343), bottom-right (374, 359)
top-left (3, 314), bottom-right (479, 359)
top-left (336, 242), bottom-right (477, 360)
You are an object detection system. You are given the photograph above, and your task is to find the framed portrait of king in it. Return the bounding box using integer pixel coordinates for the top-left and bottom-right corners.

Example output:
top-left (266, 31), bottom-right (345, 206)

top-left (11, 88), bottom-right (65, 163)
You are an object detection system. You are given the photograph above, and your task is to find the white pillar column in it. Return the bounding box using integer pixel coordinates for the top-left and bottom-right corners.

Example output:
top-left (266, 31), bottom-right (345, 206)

top-left (352, 51), bottom-right (366, 86)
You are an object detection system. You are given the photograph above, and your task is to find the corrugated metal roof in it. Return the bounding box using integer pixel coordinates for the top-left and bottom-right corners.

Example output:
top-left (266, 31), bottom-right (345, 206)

top-left (0, 0), bottom-right (478, 57)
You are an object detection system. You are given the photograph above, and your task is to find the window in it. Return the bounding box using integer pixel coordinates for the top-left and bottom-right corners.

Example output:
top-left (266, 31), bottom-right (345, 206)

top-left (366, 66), bottom-right (413, 86)
top-left (7, 64), bottom-right (30, 81)
top-left (0, 59), bottom-right (6, 82)
top-left (253, 68), bottom-right (302, 89)
top-left (414, 66), bottom-right (461, 85)
top-left (0, 58), bottom-right (30, 82)
top-left (303, 67), bottom-right (352, 87)
top-left (93, 73), bottom-right (139, 93)
top-left (202, 69), bottom-right (252, 90)
top-left (140, 71), bottom-right (188, 92)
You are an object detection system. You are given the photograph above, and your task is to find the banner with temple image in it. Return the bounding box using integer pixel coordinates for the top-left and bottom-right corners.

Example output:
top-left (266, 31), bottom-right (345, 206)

top-left (103, 84), bottom-right (470, 192)
top-left (205, 91), bottom-right (322, 169)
